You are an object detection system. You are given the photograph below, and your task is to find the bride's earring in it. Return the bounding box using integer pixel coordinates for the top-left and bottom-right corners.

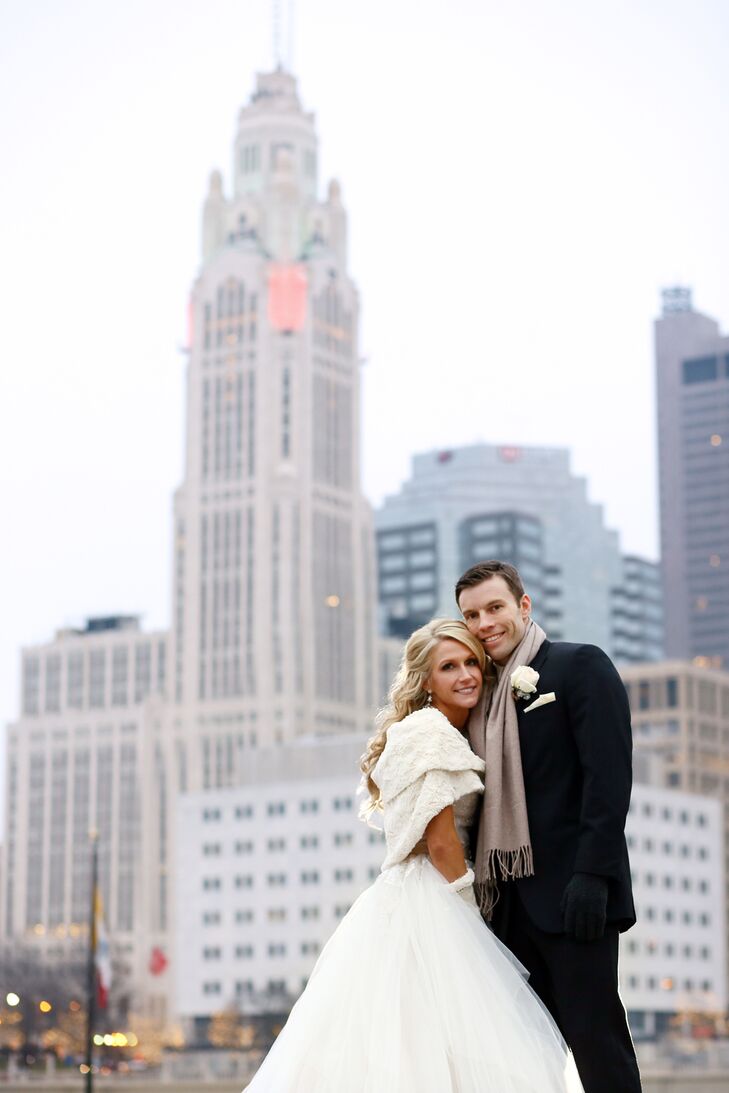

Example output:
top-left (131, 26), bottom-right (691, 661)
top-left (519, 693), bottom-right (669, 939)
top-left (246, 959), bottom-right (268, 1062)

top-left (425, 691), bottom-right (432, 706)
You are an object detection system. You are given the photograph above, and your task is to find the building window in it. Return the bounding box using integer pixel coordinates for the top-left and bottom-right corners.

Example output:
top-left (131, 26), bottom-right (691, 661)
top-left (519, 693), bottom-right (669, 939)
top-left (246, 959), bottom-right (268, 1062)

top-left (203, 982), bottom-right (221, 995)
top-left (202, 911), bottom-right (221, 926)
top-left (267, 908), bottom-right (287, 922)
top-left (202, 877), bottom-right (221, 891)
top-left (300, 835), bottom-right (319, 849)
top-left (235, 945), bottom-right (254, 959)
top-left (267, 874), bottom-right (287, 887)
top-left (267, 802), bottom-right (286, 816)
top-left (203, 808), bottom-right (222, 822)
top-left (89, 650), bottom-right (106, 708)
top-left (268, 943), bottom-right (287, 957)
top-left (202, 842), bottom-right (221, 856)
top-left (203, 946), bottom-right (222, 960)
top-left (67, 652), bottom-right (84, 709)
top-left (666, 677), bottom-right (678, 708)
top-left (334, 868), bottom-right (354, 882)
top-left (111, 646), bottom-right (129, 706)
top-left (381, 575), bottom-right (406, 594)
top-left (235, 804), bottom-right (254, 819)
top-left (300, 799), bottom-right (319, 814)
top-left (301, 871), bottom-right (320, 884)
top-left (45, 654), bottom-right (62, 712)
top-left (235, 875), bottom-right (254, 889)
top-left (683, 356), bottom-right (718, 384)
top-left (379, 533), bottom-right (406, 550)
top-left (301, 906), bottom-right (320, 920)
top-left (267, 838), bottom-right (286, 852)
top-left (334, 833), bottom-right (353, 847)
top-left (235, 840), bottom-right (254, 854)
top-left (301, 941), bottom-right (320, 956)
top-left (235, 909), bottom-right (254, 924)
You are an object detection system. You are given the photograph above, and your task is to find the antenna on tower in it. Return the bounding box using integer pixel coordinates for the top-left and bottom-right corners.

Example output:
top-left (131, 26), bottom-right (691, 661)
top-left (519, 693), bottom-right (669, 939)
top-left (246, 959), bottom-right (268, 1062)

top-left (272, 0), bottom-right (294, 71)
top-left (272, 0), bottom-right (282, 69)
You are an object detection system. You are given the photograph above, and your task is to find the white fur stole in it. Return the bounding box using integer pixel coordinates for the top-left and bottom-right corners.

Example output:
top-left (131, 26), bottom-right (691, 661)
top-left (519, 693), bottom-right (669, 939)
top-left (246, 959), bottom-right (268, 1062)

top-left (372, 708), bottom-right (485, 870)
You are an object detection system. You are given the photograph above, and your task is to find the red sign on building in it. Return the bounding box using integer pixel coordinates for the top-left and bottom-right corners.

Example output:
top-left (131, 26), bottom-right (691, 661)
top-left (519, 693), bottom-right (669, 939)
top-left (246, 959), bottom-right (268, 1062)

top-left (499, 446), bottom-right (522, 463)
top-left (268, 264), bottom-right (308, 332)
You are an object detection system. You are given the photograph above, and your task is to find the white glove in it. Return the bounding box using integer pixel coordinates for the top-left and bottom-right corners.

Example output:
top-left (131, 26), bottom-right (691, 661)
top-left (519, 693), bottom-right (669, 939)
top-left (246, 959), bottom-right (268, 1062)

top-left (447, 867), bottom-right (478, 908)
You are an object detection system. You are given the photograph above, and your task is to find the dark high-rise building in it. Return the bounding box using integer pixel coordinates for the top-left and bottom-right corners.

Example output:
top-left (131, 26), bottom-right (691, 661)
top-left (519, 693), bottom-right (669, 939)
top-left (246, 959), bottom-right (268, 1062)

top-left (374, 443), bottom-right (662, 662)
top-left (656, 288), bottom-right (729, 667)
top-left (610, 555), bottom-right (664, 664)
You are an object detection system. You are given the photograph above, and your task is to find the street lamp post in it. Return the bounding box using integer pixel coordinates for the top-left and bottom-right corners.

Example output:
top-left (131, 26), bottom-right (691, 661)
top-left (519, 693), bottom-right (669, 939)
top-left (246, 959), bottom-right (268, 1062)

top-left (84, 831), bottom-right (98, 1093)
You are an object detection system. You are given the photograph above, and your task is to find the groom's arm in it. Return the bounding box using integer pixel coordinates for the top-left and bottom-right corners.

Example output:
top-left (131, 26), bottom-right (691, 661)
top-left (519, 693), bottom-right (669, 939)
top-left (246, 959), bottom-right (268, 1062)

top-left (564, 644), bottom-right (633, 879)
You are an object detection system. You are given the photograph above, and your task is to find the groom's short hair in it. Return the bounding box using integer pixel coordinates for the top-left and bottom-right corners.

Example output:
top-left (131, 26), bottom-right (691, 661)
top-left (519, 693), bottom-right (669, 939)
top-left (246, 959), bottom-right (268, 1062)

top-left (455, 560), bottom-right (525, 606)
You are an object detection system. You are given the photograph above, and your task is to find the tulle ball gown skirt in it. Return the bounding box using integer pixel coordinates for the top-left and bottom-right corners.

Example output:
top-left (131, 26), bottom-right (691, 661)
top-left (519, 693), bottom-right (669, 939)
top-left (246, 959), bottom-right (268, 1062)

top-left (244, 856), bottom-right (583, 1092)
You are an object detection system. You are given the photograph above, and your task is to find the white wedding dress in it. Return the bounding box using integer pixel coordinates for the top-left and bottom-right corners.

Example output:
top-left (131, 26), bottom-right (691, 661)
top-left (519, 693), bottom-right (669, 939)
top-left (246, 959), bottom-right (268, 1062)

top-left (244, 709), bottom-right (583, 1092)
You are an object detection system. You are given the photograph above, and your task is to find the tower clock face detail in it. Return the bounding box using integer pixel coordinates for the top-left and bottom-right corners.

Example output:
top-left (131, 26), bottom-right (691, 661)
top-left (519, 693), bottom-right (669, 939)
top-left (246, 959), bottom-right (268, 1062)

top-left (268, 264), bottom-right (308, 332)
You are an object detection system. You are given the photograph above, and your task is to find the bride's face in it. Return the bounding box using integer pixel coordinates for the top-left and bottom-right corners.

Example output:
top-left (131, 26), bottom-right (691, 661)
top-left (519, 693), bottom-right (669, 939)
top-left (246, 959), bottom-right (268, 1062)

top-left (425, 638), bottom-right (483, 727)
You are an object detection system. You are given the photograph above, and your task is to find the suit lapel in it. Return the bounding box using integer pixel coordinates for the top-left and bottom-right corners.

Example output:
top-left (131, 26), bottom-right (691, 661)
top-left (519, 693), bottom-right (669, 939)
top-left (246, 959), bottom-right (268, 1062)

top-left (516, 639), bottom-right (552, 729)
top-left (527, 638), bottom-right (551, 676)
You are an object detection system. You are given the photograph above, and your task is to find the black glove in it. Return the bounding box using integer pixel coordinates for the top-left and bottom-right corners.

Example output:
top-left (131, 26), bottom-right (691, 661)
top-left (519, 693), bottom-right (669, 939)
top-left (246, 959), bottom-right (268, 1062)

top-left (560, 872), bottom-right (608, 942)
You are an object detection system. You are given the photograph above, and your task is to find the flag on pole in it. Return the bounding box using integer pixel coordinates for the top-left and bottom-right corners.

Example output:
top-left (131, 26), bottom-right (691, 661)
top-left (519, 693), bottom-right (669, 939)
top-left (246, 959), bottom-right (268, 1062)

top-left (94, 887), bottom-right (112, 1010)
top-left (149, 946), bottom-right (169, 977)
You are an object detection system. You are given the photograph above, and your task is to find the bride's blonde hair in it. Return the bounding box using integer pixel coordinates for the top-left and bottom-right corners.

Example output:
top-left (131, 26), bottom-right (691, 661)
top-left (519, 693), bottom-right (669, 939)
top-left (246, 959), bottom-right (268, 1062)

top-left (359, 619), bottom-right (488, 817)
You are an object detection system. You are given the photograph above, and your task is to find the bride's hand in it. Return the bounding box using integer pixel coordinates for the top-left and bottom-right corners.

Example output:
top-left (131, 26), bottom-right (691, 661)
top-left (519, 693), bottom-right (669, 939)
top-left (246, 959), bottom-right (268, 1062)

top-left (447, 867), bottom-right (478, 908)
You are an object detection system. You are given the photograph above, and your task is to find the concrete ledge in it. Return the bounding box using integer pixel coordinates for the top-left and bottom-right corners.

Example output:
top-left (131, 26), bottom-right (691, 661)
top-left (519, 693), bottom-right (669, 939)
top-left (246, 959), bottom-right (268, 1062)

top-left (1, 1072), bottom-right (728, 1092)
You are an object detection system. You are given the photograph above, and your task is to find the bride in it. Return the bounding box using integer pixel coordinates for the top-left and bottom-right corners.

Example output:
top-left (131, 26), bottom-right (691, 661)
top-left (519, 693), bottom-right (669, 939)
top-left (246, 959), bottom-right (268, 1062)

top-left (244, 619), bottom-right (583, 1092)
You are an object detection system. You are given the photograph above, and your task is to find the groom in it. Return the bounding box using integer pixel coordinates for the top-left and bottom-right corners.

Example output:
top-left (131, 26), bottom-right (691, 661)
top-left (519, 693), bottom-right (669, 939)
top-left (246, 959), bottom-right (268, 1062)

top-left (457, 560), bottom-right (641, 1093)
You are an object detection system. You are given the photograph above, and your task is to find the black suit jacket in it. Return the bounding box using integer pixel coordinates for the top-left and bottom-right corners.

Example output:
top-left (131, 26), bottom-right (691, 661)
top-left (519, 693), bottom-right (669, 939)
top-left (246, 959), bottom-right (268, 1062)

top-left (492, 640), bottom-right (636, 935)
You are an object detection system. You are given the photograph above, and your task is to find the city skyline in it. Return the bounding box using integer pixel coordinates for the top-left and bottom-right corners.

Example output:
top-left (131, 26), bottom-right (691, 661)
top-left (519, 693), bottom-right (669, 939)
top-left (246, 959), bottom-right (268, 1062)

top-left (2, 0), bottom-right (729, 815)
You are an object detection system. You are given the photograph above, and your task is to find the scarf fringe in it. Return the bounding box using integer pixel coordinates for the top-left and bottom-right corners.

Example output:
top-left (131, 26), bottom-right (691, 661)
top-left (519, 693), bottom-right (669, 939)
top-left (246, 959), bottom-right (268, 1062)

top-left (475, 845), bottom-right (534, 922)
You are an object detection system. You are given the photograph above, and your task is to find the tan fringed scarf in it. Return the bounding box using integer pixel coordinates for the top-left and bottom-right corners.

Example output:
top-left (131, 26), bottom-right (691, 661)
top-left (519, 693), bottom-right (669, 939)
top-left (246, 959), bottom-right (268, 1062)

top-left (467, 618), bottom-right (546, 918)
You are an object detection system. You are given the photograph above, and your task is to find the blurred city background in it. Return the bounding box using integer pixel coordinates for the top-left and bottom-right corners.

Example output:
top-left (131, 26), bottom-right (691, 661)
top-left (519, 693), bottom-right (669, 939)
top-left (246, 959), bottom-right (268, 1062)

top-left (1, 1), bottom-right (728, 1088)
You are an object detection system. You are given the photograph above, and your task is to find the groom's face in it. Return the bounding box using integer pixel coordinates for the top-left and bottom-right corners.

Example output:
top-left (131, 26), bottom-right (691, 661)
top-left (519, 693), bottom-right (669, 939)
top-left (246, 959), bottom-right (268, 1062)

top-left (458, 576), bottom-right (531, 665)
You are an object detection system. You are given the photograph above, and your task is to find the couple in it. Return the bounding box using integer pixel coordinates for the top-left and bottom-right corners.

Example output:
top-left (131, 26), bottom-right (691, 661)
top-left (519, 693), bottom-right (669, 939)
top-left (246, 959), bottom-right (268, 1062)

top-left (246, 561), bottom-right (641, 1092)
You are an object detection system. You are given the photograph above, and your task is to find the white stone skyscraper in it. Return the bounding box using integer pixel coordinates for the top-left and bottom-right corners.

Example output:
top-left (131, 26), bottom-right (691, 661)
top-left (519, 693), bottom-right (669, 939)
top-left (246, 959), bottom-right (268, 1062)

top-left (144, 69), bottom-right (378, 1010)
top-left (172, 69), bottom-right (376, 736)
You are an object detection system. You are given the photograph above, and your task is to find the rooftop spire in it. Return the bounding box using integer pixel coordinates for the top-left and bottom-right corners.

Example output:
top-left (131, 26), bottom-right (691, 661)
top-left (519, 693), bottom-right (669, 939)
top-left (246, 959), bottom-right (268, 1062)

top-left (272, 0), bottom-right (295, 72)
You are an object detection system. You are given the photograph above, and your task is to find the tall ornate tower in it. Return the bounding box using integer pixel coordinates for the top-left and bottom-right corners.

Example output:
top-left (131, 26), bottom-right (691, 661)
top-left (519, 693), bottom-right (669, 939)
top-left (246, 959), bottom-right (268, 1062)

top-left (172, 68), bottom-right (377, 747)
top-left (138, 72), bottom-right (378, 1010)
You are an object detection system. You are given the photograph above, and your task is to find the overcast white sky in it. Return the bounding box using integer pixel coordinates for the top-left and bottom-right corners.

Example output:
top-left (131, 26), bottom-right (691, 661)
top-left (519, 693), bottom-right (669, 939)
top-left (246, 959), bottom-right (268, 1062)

top-left (1, 0), bottom-right (728, 815)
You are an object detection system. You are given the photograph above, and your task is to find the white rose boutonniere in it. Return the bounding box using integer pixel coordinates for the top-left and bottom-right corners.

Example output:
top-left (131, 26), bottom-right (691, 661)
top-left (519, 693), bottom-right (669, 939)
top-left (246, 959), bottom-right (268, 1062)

top-left (511, 665), bottom-right (540, 701)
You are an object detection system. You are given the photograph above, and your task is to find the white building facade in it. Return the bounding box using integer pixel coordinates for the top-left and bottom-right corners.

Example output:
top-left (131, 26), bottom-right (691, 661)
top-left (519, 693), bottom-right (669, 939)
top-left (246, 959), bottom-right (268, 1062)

top-left (0, 617), bottom-right (168, 1001)
top-left (620, 780), bottom-right (726, 1039)
top-left (174, 736), bottom-right (384, 1024)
